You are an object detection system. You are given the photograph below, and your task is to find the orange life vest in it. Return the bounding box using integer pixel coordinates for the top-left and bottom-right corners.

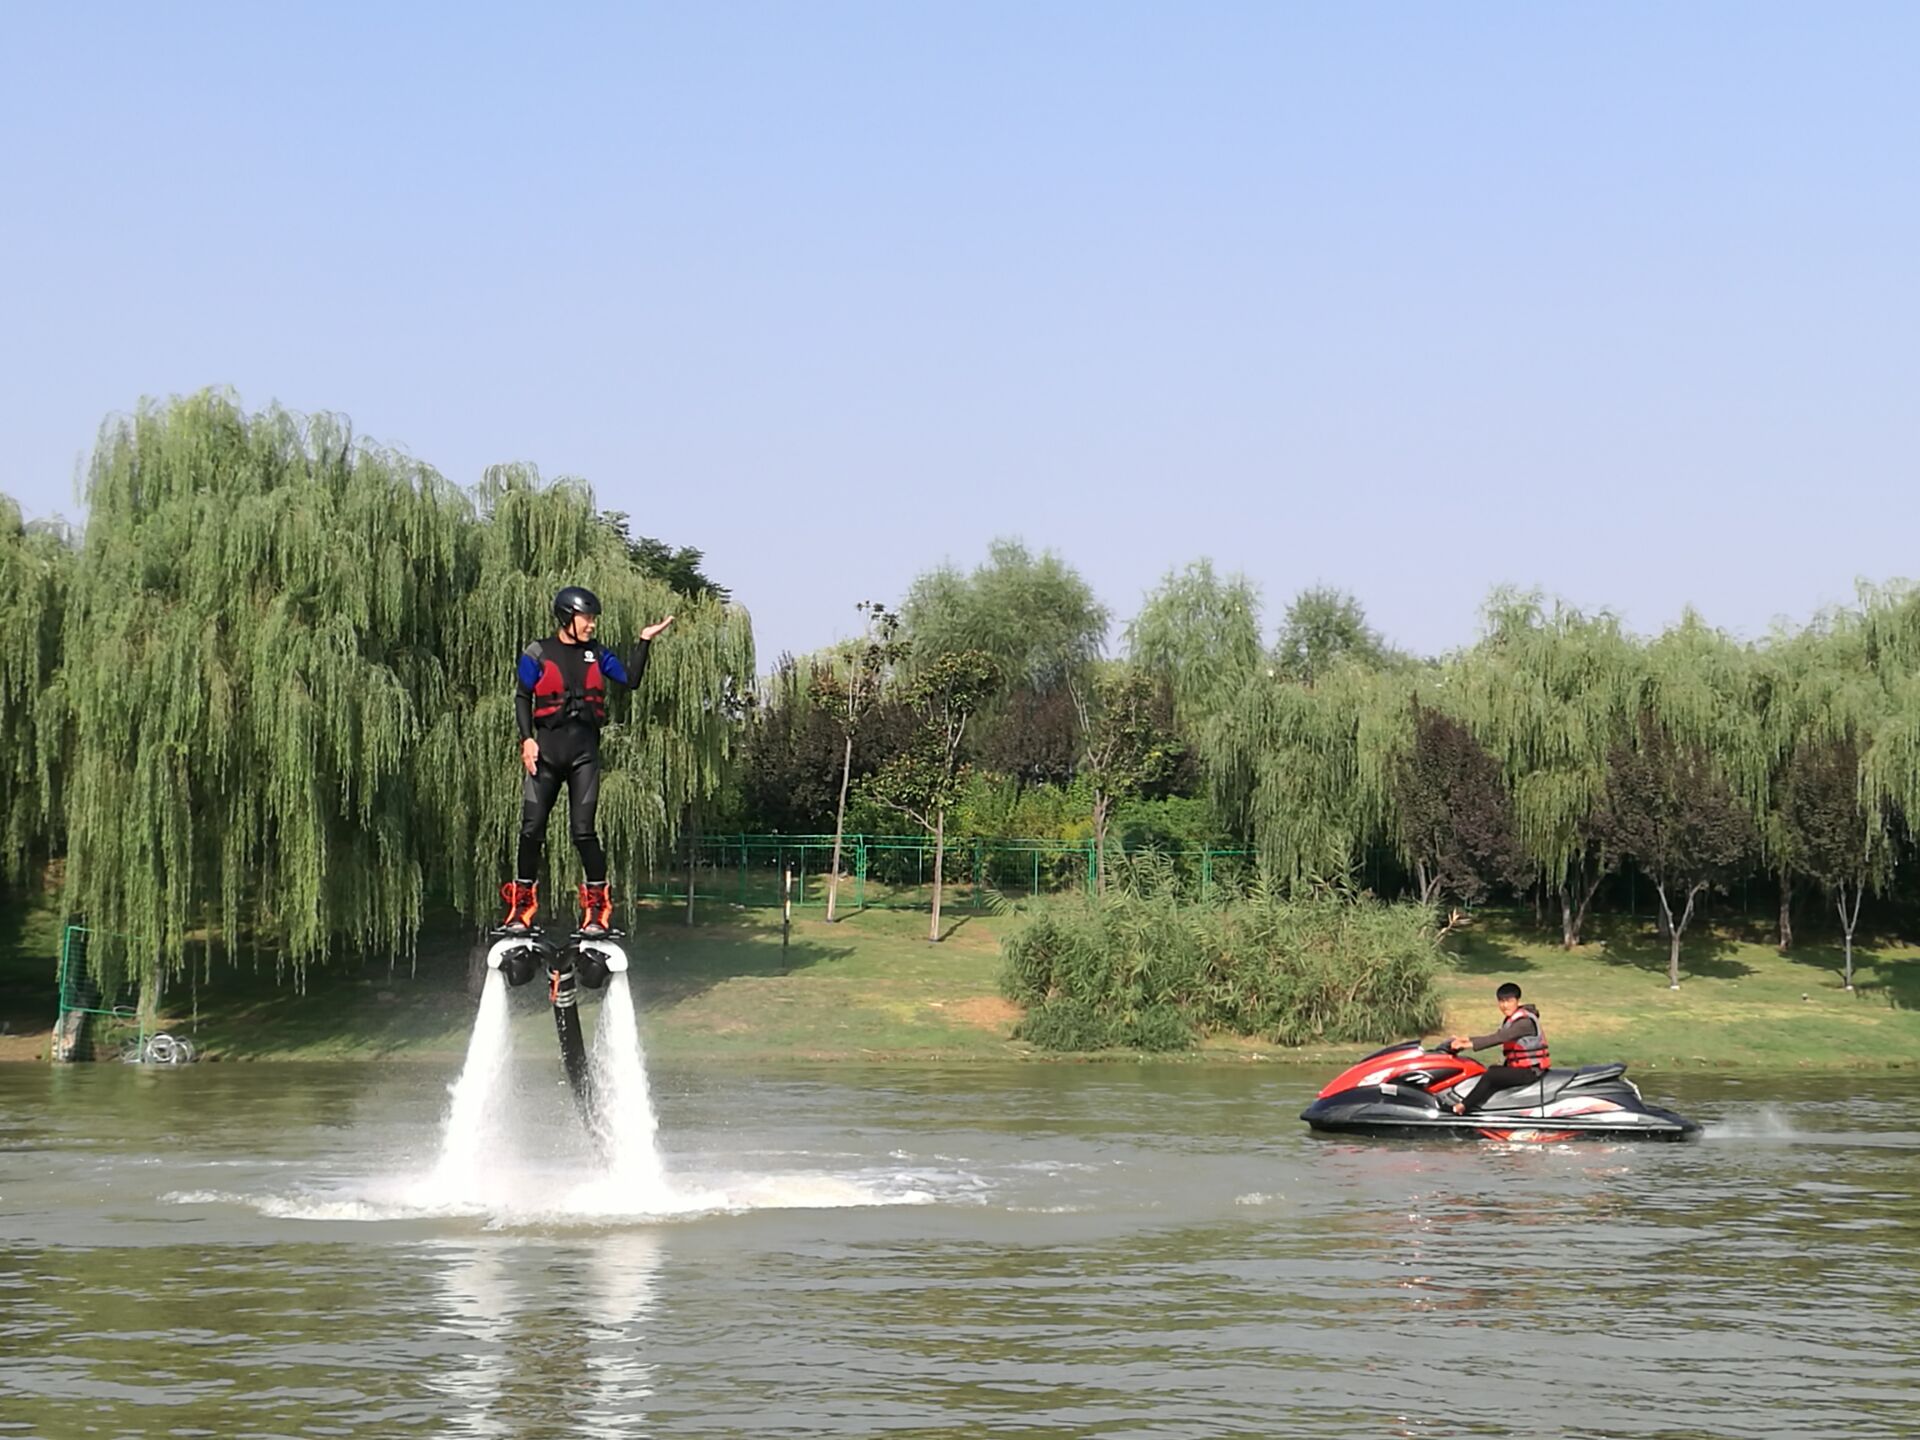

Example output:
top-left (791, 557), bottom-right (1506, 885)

top-left (1501, 1004), bottom-right (1549, 1070)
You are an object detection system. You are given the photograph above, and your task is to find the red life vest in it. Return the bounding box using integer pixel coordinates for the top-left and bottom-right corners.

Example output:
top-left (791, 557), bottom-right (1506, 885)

top-left (525, 639), bottom-right (609, 728)
top-left (1500, 1004), bottom-right (1550, 1070)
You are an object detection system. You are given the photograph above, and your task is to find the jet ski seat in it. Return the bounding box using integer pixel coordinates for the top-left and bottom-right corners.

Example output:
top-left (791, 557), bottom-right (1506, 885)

top-left (1561, 1062), bottom-right (1627, 1087)
top-left (1473, 1063), bottom-right (1631, 1108)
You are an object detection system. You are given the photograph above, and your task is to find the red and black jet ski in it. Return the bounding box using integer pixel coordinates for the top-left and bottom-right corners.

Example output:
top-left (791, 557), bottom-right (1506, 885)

top-left (1301, 1040), bottom-right (1701, 1142)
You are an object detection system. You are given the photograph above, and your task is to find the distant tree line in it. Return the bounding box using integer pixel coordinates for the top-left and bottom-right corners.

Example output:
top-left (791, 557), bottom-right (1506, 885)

top-left (737, 551), bottom-right (1920, 985)
top-left (10, 391), bottom-right (1920, 986)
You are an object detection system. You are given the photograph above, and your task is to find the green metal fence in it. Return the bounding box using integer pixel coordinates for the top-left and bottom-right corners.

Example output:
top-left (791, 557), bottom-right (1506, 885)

top-left (52, 925), bottom-right (146, 1062)
top-left (634, 834), bottom-right (1254, 912)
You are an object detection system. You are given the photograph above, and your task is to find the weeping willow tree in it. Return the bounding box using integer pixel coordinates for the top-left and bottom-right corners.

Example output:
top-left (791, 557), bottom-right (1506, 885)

top-left (1580, 617), bottom-right (1764, 982)
top-left (1752, 611), bottom-right (1888, 950)
top-left (1450, 591), bottom-right (1644, 947)
top-left (62, 393), bottom-right (753, 991)
top-left (1642, 613), bottom-right (1768, 809)
top-left (63, 394), bottom-right (471, 983)
top-left (0, 495), bottom-right (74, 879)
top-left (1125, 559), bottom-right (1264, 737)
top-left (1211, 659), bottom-right (1413, 889)
top-left (1859, 582), bottom-right (1920, 829)
top-left (1640, 612), bottom-right (1768, 937)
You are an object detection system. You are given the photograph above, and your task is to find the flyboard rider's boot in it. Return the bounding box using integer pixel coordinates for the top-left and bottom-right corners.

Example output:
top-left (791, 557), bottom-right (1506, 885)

top-left (496, 879), bottom-right (540, 935)
top-left (572, 881), bottom-right (621, 990)
top-left (577, 881), bottom-right (615, 938)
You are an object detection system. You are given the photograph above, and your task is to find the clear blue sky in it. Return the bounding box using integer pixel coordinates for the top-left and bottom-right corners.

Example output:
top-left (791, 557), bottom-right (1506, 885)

top-left (5, 3), bottom-right (1916, 664)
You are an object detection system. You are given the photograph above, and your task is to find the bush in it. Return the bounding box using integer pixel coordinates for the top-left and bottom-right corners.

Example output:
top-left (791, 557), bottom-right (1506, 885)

top-left (1012, 998), bottom-right (1115, 1051)
top-left (1119, 1004), bottom-right (1196, 1052)
top-left (1000, 881), bottom-right (1442, 1052)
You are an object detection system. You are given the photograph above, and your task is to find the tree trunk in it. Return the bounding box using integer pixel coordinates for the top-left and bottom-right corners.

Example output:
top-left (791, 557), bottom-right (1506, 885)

top-left (1838, 882), bottom-right (1864, 990)
top-left (52, 1008), bottom-right (91, 1062)
top-left (1664, 890), bottom-right (1682, 989)
top-left (1558, 864), bottom-right (1604, 949)
top-left (1777, 870), bottom-right (1793, 954)
top-left (685, 808), bottom-right (699, 926)
top-left (1532, 883), bottom-right (1544, 929)
top-left (1415, 859), bottom-right (1441, 907)
top-left (1091, 791), bottom-right (1110, 895)
top-left (1659, 882), bottom-right (1703, 989)
top-left (929, 809), bottom-right (945, 942)
top-left (826, 732), bottom-right (853, 923)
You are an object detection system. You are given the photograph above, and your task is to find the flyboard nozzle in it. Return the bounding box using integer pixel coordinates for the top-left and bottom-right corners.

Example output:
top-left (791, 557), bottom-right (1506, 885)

top-left (572, 941), bottom-right (628, 990)
top-left (486, 938), bottom-right (540, 987)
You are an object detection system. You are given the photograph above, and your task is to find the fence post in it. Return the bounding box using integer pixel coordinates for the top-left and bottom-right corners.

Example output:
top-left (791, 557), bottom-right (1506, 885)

top-left (973, 838), bottom-right (983, 911)
top-left (857, 837), bottom-right (867, 911)
top-left (1201, 846), bottom-right (1212, 900)
top-left (1032, 848), bottom-right (1039, 904)
top-left (1086, 839), bottom-right (1096, 895)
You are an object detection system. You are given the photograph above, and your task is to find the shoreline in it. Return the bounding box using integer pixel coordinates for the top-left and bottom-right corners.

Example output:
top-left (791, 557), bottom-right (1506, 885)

top-left (5, 904), bottom-right (1917, 1071)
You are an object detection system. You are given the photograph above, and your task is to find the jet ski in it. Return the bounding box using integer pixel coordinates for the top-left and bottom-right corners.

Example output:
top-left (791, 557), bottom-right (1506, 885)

top-left (1301, 1040), bottom-right (1701, 1142)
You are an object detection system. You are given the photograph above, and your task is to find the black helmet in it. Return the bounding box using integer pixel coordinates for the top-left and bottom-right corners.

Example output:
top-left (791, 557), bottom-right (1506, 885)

top-left (553, 586), bottom-right (602, 622)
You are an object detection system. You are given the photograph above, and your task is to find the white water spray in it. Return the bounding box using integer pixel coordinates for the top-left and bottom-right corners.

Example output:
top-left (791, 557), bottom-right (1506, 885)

top-left (1705, 1104), bottom-right (1800, 1141)
top-left (588, 972), bottom-right (669, 1197)
top-left (428, 968), bottom-right (516, 1199)
top-left (172, 944), bottom-right (940, 1224)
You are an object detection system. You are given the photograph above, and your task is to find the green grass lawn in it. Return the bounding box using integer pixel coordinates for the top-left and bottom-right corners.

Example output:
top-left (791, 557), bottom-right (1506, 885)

top-left (5, 890), bottom-right (1918, 1068)
top-left (0, 898), bottom-right (1025, 1063)
top-left (1424, 911), bottom-right (1920, 1072)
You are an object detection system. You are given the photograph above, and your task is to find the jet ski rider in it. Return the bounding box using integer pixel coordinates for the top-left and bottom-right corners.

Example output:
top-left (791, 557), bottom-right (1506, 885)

top-left (1445, 982), bottom-right (1550, 1115)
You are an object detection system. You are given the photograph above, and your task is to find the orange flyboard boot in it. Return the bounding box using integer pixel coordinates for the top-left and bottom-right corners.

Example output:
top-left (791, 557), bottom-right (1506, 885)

top-left (497, 879), bottom-right (539, 935)
top-left (577, 881), bottom-right (614, 938)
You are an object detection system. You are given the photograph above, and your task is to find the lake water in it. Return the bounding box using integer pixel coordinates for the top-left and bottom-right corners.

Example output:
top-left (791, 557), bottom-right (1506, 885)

top-left (2, 1053), bottom-right (1917, 1438)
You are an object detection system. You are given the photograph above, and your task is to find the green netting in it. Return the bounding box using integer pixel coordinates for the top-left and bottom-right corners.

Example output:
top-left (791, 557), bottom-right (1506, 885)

top-left (52, 926), bottom-right (145, 1061)
top-left (633, 835), bottom-right (1254, 912)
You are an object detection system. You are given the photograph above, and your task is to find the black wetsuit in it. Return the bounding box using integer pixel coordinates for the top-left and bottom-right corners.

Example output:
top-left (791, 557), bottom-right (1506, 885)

top-left (514, 634), bottom-right (650, 883)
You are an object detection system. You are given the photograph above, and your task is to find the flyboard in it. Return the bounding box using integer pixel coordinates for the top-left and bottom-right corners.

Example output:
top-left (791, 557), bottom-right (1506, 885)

top-left (483, 924), bottom-right (629, 1150)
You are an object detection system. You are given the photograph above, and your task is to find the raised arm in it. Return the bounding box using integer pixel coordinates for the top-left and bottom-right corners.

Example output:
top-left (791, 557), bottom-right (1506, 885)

top-left (603, 615), bottom-right (673, 687)
top-left (601, 638), bottom-right (649, 689)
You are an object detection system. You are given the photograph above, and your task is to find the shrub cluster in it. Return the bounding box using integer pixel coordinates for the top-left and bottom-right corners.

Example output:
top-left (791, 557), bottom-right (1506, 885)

top-left (1000, 868), bottom-right (1442, 1052)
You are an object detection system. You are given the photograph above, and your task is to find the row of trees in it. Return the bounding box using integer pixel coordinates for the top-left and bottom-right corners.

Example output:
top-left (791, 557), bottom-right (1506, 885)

top-left (10, 392), bottom-right (1920, 989)
top-left (736, 541), bottom-right (1198, 937)
top-left (739, 549), bottom-right (1920, 989)
top-left (1203, 586), bottom-right (1920, 989)
top-left (1, 393), bottom-right (753, 986)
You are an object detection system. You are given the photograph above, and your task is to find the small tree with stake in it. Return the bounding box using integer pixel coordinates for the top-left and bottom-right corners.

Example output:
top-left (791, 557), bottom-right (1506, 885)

top-left (1594, 719), bottom-right (1759, 989)
top-left (1074, 665), bottom-right (1185, 892)
top-left (861, 650), bottom-right (999, 941)
top-left (811, 603), bottom-right (904, 922)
